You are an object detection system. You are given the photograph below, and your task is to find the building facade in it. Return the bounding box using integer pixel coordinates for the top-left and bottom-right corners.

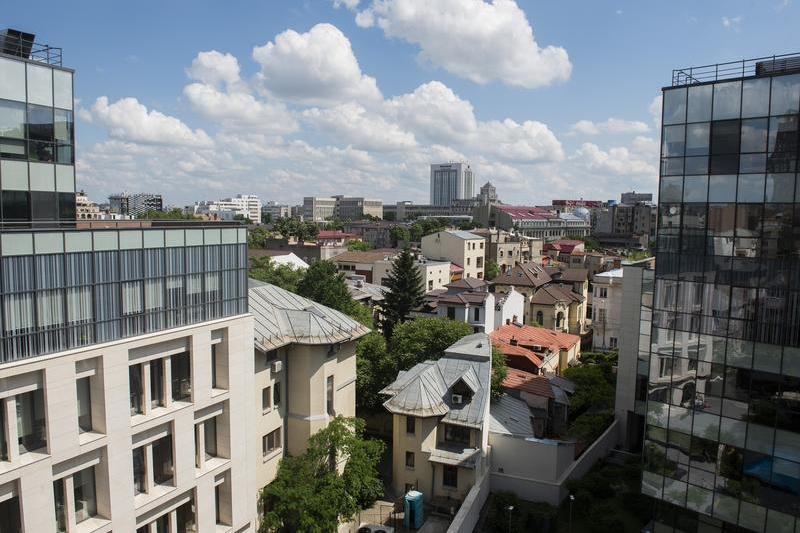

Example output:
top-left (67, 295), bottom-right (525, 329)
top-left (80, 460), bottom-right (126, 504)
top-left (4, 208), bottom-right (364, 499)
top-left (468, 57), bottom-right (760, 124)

top-left (643, 56), bottom-right (800, 532)
top-left (333, 196), bottom-right (383, 221)
top-left (591, 268), bottom-right (624, 351)
top-left (109, 193), bottom-right (163, 218)
top-left (75, 191), bottom-right (101, 220)
top-left (261, 201), bottom-right (290, 221)
top-left (421, 230), bottom-right (485, 280)
top-left (430, 162), bottom-right (474, 207)
top-left (194, 195), bottom-right (261, 224)
top-left (0, 32), bottom-right (257, 533)
top-left (493, 205), bottom-right (591, 240)
top-left (302, 197), bottom-right (336, 222)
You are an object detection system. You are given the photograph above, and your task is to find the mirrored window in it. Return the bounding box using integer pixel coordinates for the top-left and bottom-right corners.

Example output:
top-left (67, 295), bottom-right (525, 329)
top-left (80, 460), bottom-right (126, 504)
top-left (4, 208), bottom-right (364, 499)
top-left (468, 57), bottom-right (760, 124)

top-left (739, 154), bottom-right (765, 173)
top-left (660, 176), bottom-right (683, 203)
top-left (662, 125), bottom-right (686, 157)
top-left (687, 85), bottom-right (712, 122)
top-left (683, 175), bottom-right (708, 202)
top-left (768, 115), bottom-right (798, 154)
top-left (741, 78), bottom-right (771, 118)
top-left (663, 88), bottom-right (687, 125)
top-left (684, 156), bottom-right (708, 175)
top-left (712, 81), bottom-right (742, 120)
top-left (765, 173), bottom-right (795, 202)
top-left (685, 123), bottom-right (710, 156)
top-left (740, 118), bottom-right (768, 152)
top-left (708, 175), bottom-right (737, 202)
top-left (770, 73), bottom-right (800, 115)
top-left (0, 100), bottom-right (25, 139)
top-left (0, 57), bottom-right (26, 102)
top-left (737, 174), bottom-right (765, 203)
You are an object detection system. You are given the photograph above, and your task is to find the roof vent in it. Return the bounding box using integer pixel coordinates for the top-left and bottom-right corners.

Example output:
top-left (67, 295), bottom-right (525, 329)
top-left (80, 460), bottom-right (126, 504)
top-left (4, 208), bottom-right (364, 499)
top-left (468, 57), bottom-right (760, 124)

top-left (0, 29), bottom-right (35, 58)
top-left (756, 57), bottom-right (800, 76)
top-left (510, 337), bottom-right (518, 346)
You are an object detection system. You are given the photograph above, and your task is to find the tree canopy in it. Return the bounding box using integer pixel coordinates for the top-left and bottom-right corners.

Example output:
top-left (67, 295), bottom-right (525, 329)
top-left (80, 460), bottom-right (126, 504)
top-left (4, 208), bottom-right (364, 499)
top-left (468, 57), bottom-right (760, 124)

top-left (248, 226), bottom-right (271, 248)
top-left (260, 416), bottom-right (384, 533)
top-left (274, 218), bottom-right (319, 241)
top-left (389, 226), bottom-right (411, 247)
top-left (380, 248), bottom-right (423, 337)
top-left (138, 208), bottom-right (197, 220)
top-left (249, 257), bottom-right (305, 293)
top-left (347, 240), bottom-right (374, 252)
top-left (295, 261), bottom-right (373, 326)
top-left (484, 259), bottom-right (500, 280)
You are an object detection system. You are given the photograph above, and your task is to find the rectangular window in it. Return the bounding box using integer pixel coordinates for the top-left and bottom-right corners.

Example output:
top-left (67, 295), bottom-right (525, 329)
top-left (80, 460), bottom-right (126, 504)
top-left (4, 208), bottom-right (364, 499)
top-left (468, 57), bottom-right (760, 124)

top-left (610, 337), bottom-right (618, 349)
top-left (171, 352), bottom-right (191, 402)
top-left (152, 435), bottom-right (174, 486)
top-left (73, 466), bottom-right (97, 524)
top-left (76, 376), bottom-right (92, 433)
top-left (443, 424), bottom-right (470, 446)
top-left (442, 465), bottom-right (458, 488)
top-left (262, 387), bottom-right (271, 411)
top-left (447, 307), bottom-right (456, 319)
top-left (406, 416), bottom-right (415, 435)
top-left (273, 381), bottom-right (281, 407)
top-left (326, 376), bottom-right (335, 416)
top-left (204, 417), bottom-right (217, 460)
top-left (132, 446), bottom-right (146, 495)
top-left (129, 364), bottom-right (144, 415)
top-left (16, 389), bottom-right (46, 453)
top-left (405, 451), bottom-right (415, 468)
top-left (150, 358), bottom-right (164, 409)
top-left (263, 428), bottom-right (281, 456)
top-left (473, 307), bottom-right (480, 321)
top-left (54, 478), bottom-right (66, 532)
top-left (211, 344), bottom-right (218, 389)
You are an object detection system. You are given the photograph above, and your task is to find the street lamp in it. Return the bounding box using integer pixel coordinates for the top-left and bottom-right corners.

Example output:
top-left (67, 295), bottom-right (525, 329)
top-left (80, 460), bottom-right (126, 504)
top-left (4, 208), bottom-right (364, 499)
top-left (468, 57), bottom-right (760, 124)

top-left (569, 494), bottom-right (575, 533)
top-left (506, 505), bottom-right (514, 533)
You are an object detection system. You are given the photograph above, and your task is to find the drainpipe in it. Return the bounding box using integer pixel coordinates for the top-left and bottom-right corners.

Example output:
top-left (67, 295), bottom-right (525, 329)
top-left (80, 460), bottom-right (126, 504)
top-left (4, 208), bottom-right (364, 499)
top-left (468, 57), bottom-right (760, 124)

top-left (282, 348), bottom-right (289, 457)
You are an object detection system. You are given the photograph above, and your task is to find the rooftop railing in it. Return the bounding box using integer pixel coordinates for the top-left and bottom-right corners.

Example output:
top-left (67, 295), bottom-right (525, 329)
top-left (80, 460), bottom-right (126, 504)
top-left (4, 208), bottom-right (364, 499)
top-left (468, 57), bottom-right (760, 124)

top-left (0, 219), bottom-right (245, 232)
top-left (671, 52), bottom-right (800, 86)
top-left (0, 31), bottom-right (62, 66)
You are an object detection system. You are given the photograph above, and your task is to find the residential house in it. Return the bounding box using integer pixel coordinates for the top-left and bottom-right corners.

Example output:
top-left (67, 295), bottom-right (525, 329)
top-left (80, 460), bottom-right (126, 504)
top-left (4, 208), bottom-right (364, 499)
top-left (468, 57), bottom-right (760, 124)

top-left (373, 256), bottom-right (451, 293)
top-left (543, 239), bottom-right (586, 262)
top-left (415, 278), bottom-right (525, 333)
top-left (248, 280), bottom-right (369, 490)
top-left (382, 334), bottom-right (491, 507)
top-left (491, 322), bottom-right (581, 375)
top-left (502, 368), bottom-right (571, 437)
top-left (591, 268), bottom-right (624, 351)
top-left (331, 250), bottom-right (395, 283)
top-left (421, 230), bottom-right (485, 279)
top-left (470, 228), bottom-right (543, 274)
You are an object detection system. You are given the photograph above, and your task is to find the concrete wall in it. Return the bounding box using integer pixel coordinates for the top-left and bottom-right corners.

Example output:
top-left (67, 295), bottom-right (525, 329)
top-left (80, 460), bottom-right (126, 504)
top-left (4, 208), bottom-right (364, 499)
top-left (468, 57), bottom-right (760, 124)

top-left (446, 469), bottom-right (490, 533)
top-left (0, 315), bottom-right (256, 532)
top-left (494, 289), bottom-right (525, 331)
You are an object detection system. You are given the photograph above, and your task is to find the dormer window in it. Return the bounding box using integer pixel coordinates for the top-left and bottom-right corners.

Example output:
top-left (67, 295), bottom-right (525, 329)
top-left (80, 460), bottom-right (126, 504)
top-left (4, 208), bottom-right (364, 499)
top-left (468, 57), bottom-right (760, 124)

top-left (450, 378), bottom-right (473, 404)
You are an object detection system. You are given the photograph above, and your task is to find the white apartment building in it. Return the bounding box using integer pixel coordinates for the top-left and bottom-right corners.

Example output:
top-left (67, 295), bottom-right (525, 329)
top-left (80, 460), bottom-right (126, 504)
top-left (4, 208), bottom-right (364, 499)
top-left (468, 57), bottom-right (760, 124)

top-left (591, 268), bottom-right (624, 351)
top-left (75, 191), bottom-right (101, 220)
top-left (195, 195), bottom-right (262, 224)
top-left (421, 230), bottom-right (485, 280)
top-left (430, 162), bottom-right (474, 207)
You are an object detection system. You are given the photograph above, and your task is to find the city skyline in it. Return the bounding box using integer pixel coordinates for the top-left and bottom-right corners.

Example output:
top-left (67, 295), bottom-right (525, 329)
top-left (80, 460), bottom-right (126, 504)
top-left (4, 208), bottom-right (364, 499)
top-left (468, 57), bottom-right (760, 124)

top-left (5, 0), bottom-right (798, 206)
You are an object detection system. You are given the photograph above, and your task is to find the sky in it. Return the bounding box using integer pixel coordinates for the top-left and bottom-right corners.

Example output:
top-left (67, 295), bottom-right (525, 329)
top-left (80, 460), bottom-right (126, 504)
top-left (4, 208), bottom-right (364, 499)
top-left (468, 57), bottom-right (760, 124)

top-left (6, 0), bottom-right (799, 207)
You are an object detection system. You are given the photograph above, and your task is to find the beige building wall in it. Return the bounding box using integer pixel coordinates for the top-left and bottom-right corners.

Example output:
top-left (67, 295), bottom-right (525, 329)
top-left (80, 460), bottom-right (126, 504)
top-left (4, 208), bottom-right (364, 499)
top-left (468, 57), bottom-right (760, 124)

top-left (421, 232), bottom-right (485, 279)
top-left (0, 315), bottom-right (256, 533)
top-left (373, 259), bottom-right (450, 293)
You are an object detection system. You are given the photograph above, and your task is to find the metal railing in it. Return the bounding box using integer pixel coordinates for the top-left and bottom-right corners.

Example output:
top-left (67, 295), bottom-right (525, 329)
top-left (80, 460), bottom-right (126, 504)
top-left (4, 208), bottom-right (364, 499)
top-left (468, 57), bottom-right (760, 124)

top-left (0, 34), bottom-right (62, 66)
top-left (0, 219), bottom-right (245, 232)
top-left (671, 52), bottom-right (800, 86)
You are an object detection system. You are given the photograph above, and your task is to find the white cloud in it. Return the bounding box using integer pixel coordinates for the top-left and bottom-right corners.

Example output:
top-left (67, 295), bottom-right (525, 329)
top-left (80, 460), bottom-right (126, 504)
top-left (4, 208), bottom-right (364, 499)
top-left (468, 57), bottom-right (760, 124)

top-left (722, 15), bottom-right (743, 31)
top-left (353, 0), bottom-right (571, 89)
top-left (302, 103), bottom-right (417, 151)
top-left (649, 95), bottom-right (662, 128)
top-left (90, 97), bottom-right (213, 147)
top-left (185, 50), bottom-right (242, 89)
top-left (571, 135), bottom-right (658, 177)
top-left (384, 81), bottom-right (477, 144)
top-left (570, 118), bottom-right (649, 135)
top-left (478, 119), bottom-right (563, 163)
top-left (252, 23), bottom-right (382, 106)
top-left (333, 0), bottom-right (360, 8)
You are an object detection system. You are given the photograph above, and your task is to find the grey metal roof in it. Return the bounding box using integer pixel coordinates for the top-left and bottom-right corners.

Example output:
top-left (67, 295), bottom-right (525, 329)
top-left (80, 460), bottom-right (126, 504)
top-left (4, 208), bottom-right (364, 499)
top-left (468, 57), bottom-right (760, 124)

top-left (381, 333), bottom-right (491, 429)
top-left (248, 279), bottom-right (370, 351)
top-left (447, 229), bottom-right (483, 240)
top-left (489, 395), bottom-right (535, 437)
top-left (345, 278), bottom-right (387, 302)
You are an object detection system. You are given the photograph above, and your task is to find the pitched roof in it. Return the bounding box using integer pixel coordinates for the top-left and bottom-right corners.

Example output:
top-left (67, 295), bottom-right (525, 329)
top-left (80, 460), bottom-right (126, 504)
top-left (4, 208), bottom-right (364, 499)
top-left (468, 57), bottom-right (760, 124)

top-left (381, 333), bottom-right (491, 428)
top-left (491, 323), bottom-right (580, 353)
top-left (545, 267), bottom-right (588, 283)
top-left (502, 367), bottom-right (554, 399)
top-left (248, 279), bottom-right (370, 351)
top-left (493, 263), bottom-right (552, 288)
top-left (489, 395), bottom-right (535, 437)
top-left (530, 285), bottom-right (584, 305)
top-left (446, 277), bottom-right (488, 290)
top-left (331, 250), bottom-right (394, 263)
top-left (436, 291), bottom-right (489, 306)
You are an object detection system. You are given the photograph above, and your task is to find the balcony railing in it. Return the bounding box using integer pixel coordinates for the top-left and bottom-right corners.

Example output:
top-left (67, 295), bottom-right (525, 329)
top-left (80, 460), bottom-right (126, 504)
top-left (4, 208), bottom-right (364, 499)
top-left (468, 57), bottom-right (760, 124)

top-left (0, 31), bottom-right (62, 66)
top-left (671, 52), bottom-right (800, 86)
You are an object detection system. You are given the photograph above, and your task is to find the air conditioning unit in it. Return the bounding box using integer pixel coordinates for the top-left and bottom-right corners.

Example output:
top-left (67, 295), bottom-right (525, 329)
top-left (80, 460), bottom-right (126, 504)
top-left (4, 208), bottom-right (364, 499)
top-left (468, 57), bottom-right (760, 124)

top-left (271, 360), bottom-right (282, 373)
top-left (451, 394), bottom-right (463, 404)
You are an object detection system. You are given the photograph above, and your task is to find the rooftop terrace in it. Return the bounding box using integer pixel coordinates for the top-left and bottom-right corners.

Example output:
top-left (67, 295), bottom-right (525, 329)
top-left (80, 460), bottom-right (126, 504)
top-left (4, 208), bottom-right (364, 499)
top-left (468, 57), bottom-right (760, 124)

top-left (0, 28), bottom-right (62, 67)
top-left (671, 52), bottom-right (800, 86)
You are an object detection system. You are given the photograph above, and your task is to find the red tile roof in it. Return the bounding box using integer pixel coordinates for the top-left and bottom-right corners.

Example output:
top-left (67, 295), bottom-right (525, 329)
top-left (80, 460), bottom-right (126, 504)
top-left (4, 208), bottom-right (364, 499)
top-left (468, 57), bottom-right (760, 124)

top-left (503, 368), bottom-right (554, 399)
top-left (450, 263), bottom-right (464, 272)
top-left (543, 240), bottom-right (585, 253)
top-left (492, 323), bottom-right (580, 353)
top-left (495, 205), bottom-right (558, 220)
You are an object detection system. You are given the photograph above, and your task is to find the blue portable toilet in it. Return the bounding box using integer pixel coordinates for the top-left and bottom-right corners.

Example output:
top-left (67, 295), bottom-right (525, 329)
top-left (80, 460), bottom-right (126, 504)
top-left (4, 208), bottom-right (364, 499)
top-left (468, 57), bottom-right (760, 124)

top-left (403, 490), bottom-right (424, 529)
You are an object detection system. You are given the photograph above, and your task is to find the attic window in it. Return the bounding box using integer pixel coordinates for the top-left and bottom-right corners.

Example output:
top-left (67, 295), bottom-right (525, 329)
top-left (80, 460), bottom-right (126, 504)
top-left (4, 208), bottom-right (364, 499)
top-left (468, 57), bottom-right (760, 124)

top-left (451, 378), bottom-right (474, 403)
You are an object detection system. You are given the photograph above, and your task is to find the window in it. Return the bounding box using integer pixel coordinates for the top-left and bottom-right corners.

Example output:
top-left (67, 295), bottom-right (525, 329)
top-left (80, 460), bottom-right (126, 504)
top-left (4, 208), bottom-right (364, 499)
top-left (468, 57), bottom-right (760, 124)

top-left (473, 307), bottom-right (480, 322)
top-left (262, 387), bottom-right (271, 411)
top-left (597, 287), bottom-right (608, 298)
top-left (150, 358), bottom-right (164, 409)
top-left (273, 381), bottom-right (281, 407)
top-left (129, 364), bottom-right (143, 415)
top-left (428, 280), bottom-right (433, 290)
top-left (132, 446), bottom-right (146, 495)
top-left (72, 466), bottom-right (97, 524)
top-left (447, 307), bottom-right (456, 319)
top-left (442, 465), bottom-right (458, 488)
top-left (405, 451), bottom-right (415, 468)
top-left (536, 311), bottom-right (543, 325)
top-left (76, 376), bottom-right (92, 433)
top-left (211, 344), bottom-right (218, 389)
top-left (204, 417), bottom-right (217, 460)
top-left (54, 478), bottom-right (66, 532)
top-left (598, 308), bottom-right (607, 323)
top-left (16, 389), bottom-right (46, 453)
top-left (326, 376), bottom-right (335, 416)
top-left (152, 435), bottom-right (174, 486)
top-left (0, 495), bottom-right (20, 533)
top-left (443, 424), bottom-right (470, 445)
top-left (263, 428), bottom-right (281, 456)
top-left (171, 352), bottom-right (191, 401)
top-left (466, 258), bottom-right (471, 266)
top-left (610, 337), bottom-right (618, 349)
top-left (406, 416), bottom-right (415, 435)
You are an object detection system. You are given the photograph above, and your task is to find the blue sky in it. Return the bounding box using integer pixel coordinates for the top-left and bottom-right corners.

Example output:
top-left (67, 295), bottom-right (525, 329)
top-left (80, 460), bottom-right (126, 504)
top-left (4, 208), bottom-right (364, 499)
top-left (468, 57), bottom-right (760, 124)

top-left (6, 0), bottom-right (798, 206)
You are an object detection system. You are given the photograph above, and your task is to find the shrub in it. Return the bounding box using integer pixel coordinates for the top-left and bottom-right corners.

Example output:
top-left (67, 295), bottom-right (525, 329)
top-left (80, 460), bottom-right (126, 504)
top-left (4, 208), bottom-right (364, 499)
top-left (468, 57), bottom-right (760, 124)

top-left (587, 501), bottom-right (626, 533)
top-left (487, 492), bottom-right (523, 533)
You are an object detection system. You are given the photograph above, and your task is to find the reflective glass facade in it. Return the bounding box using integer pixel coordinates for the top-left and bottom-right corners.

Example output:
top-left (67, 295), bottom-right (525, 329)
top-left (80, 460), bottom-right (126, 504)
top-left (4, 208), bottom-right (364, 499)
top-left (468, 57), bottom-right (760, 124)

top-left (0, 228), bottom-right (249, 361)
top-left (644, 68), bottom-right (800, 532)
top-left (0, 56), bottom-right (75, 222)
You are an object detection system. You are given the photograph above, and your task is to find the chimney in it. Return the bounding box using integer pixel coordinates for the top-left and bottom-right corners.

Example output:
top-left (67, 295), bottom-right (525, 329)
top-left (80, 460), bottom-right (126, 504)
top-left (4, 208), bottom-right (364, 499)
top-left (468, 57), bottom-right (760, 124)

top-left (512, 315), bottom-right (518, 324)
top-left (505, 318), bottom-right (511, 325)
top-left (510, 337), bottom-right (518, 346)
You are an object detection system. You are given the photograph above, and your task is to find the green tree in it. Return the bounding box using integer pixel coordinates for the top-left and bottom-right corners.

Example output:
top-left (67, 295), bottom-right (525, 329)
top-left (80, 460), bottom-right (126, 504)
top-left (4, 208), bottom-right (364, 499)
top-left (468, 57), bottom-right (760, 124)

top-left (355, 332), bottom-right (391, 412)
top-left (249, 257), bottom-right (305, 293)
top-left (490, 346), bottom-right (508, 401)
top-left (326, 218), bottom-right (344, 231)
top-left (484, 259), bottom-right (500, 280)
top-left (260, 417), bottom-right (384, 533)
top-left (248, 227), bottom-right (271, 248)
top-left (562, 364), bottom-right (615, 418)
top-left (233, 214), bottom-right (253, 224)
top-left (297, 261), bottom-right (355, 314)
top-left (389, 225), bottom-right (411, 247)
top-left (263, 212), bottom-right (272, 224)
top-left (381, 249), bottom-right (424, 337)
top-left (138, 208), bottom-right (197, 220)
top-left (347, 240), bottom-right (374, 252)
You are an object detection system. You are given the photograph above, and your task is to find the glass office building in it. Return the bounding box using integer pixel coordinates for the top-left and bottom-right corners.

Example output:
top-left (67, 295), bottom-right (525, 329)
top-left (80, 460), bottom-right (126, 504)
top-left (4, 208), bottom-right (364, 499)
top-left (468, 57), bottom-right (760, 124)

top-left (643, 55), bottom-right (800, 532)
